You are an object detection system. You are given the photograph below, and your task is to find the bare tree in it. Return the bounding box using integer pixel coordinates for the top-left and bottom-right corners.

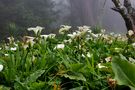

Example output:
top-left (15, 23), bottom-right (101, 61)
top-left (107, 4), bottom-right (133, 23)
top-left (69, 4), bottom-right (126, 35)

top-left (111, 0), bottom-right (135, 41)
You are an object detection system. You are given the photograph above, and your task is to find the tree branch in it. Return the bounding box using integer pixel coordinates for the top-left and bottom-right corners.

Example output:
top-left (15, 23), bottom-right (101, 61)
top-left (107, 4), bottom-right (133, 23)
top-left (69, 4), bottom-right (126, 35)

top-left (111, 0), bottom-right (135, 32)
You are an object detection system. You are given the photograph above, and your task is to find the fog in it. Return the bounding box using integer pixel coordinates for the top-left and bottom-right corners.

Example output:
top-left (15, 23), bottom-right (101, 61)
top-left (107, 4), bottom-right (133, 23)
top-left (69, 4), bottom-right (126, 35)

top-left (0, 0), bottom-right (135, 40)
top-left (52, 0), bottom-right (135, 33)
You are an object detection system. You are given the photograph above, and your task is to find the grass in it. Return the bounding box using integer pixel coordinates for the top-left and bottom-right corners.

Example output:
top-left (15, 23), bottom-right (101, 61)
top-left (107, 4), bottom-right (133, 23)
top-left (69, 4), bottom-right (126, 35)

top-left (0, 25), bottom-right (134, 90)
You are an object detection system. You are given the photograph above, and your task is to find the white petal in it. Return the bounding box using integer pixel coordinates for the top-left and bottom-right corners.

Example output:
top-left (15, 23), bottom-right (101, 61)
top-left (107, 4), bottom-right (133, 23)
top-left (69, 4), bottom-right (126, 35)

top-left (0, 65), bottom-right (3, 72)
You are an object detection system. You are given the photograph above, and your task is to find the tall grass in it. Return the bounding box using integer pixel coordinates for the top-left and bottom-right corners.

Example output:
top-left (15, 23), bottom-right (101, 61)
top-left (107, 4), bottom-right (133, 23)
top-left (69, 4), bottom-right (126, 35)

top-left (0, 25), bottom-right (134, 90)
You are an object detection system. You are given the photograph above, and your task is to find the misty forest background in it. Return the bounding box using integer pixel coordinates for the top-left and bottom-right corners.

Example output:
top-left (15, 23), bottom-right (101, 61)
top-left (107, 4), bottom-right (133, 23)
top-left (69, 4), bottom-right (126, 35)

top-left (0, 0), bottom-right (133, 40)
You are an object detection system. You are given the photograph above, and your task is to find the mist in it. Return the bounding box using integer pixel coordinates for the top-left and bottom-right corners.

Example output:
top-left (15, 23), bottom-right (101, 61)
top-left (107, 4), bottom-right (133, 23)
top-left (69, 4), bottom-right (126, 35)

top-left (0, 0), bottom-right (135, 40)
top-left (53, 0), bottom-right (135, 33)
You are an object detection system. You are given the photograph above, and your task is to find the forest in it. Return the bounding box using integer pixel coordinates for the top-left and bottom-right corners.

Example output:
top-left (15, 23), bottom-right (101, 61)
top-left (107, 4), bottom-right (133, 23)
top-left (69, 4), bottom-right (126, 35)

top-left (0, 0), bottom-right (135, 90)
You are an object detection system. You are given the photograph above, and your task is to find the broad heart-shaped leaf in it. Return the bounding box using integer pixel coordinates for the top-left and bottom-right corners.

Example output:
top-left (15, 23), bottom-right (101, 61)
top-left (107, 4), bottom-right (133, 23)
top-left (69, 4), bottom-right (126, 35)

top-left (112, 56), bottom-right (135, 89)
top-left (25, 69), bottom-right (45, 84)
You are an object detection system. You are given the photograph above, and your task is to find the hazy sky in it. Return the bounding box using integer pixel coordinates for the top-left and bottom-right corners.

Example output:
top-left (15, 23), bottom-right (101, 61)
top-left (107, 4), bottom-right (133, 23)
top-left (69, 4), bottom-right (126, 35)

top-left (52, 0), bottom-right (135, 33)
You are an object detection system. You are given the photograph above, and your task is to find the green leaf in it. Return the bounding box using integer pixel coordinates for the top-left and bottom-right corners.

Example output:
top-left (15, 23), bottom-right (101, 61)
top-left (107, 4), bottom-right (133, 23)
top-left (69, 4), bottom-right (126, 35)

top-left (29, 81), bottom-right (45, 90)
top-left (63, 73), bottom-right (86, 81)
top-left (0, 85), bottom-right (10, 90)
top-left (25, 69), bottom-right (45, 84)
top-left (14, 80), bottom-right (29, 90)
top-left (112, 56), bottom-right (135, 89)
top-left (70, 63), bottom-right (84, 72)
top-left (69, 86), bottom-right (84, 90)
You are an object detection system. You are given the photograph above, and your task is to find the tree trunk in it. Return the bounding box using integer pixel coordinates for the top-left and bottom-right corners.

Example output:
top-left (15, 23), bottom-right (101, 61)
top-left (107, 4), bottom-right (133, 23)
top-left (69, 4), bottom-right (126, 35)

top-left (111, 0), bottom-right (135, 42)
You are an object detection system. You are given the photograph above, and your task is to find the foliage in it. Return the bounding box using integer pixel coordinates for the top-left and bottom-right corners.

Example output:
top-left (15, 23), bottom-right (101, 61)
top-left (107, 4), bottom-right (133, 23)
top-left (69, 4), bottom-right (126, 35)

top-left (0, 25), bottom-right (134, 89)
top-left (112, 56), bottom-right (135, 90)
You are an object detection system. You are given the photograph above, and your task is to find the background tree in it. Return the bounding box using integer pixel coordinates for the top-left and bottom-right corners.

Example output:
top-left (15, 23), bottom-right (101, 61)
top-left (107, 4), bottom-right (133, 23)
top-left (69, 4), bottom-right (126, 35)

top-left (69, 0), bottom-right (97, 26)
top-left (111, 0), bottom-right (135, 42)
top-left (0, 0), bottom-right (57, 40)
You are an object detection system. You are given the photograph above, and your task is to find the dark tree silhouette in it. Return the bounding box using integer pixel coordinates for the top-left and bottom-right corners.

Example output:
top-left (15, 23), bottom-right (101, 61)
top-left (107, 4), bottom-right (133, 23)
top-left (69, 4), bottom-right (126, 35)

top-left (0, 0), bottom-right (56, 40)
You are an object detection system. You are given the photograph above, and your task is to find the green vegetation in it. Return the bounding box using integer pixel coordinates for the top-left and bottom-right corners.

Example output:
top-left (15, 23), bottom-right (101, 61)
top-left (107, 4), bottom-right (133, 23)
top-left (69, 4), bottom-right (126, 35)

top-left (0, 25), bottom-right (135, 90)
